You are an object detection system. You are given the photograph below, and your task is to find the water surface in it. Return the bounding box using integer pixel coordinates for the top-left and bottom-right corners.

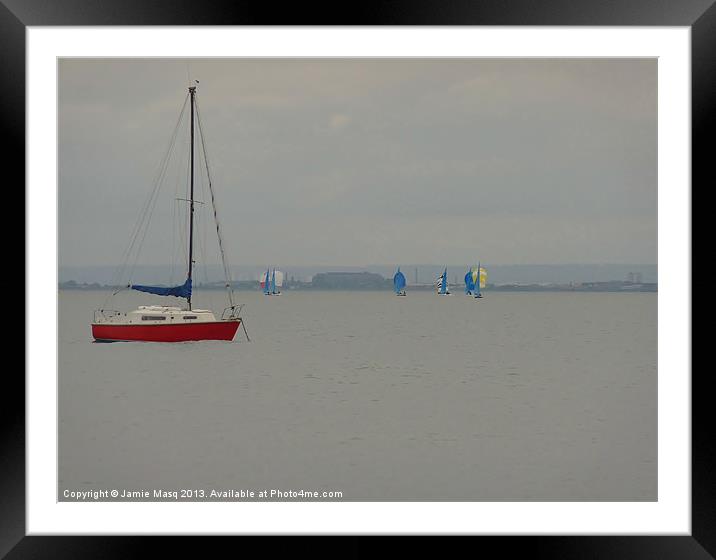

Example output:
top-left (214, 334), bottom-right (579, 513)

top-left (59, 290), bottom-right (657, 501)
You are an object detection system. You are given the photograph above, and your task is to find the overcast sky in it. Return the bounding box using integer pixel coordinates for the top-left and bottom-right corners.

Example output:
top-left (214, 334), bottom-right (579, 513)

top-left (59, 58), bottom-right (656, 269)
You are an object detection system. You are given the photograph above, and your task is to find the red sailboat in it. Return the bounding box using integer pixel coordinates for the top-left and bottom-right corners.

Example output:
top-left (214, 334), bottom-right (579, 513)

top-left (92, 84), bottom-right (247, 342)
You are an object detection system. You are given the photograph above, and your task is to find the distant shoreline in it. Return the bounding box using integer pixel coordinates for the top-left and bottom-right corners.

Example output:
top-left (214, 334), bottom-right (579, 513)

top-left (59, 281), bottom-right (657, 293)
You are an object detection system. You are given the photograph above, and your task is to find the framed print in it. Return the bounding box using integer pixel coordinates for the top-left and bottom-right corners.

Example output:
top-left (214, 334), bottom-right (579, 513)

top-left (7, 0), bottom-right (709, 556)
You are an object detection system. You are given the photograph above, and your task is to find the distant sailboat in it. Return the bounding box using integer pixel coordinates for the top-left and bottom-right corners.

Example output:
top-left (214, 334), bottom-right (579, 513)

top-left (271, 268), bottom-right (282, 295)
top-left (261, 268), bottom-right (282, 295)
top-left (474, 262), bottom-right (487, 299)
top-left (393, 267), bottom-right (407, 296)
top-left (435, 267), bottom-right (450, 295)
top-left (262, 268), bottom-right (271, 295)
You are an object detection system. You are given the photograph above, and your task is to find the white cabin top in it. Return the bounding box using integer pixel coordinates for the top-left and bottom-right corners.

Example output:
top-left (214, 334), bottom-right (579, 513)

top-left (95, 305), bottom-right (218, 325)
top-left (134, 305), bottom-right (212, 313)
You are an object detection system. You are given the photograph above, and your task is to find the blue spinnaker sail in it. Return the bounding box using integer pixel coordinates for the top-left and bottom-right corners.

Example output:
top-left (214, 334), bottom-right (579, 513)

top-left (440, 268), bottom-right (448, 294)
top-left (393, 268), bottom-right (406, 294)
top-left (464, 269), bottom-right (475, 294)
top-left (271, 268), bottom-right (277, 294)
top-left (131, 277), bottom-right (192, 299)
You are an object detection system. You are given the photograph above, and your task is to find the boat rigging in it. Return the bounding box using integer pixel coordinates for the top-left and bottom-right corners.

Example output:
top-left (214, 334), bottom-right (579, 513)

top-left (92, 84), bottom-right (248, 342)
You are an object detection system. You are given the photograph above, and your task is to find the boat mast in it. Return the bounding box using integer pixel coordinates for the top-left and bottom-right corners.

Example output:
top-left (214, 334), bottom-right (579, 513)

top-left (476, 262), bottom-right (481, 297)
top-left (187, 85), bottom-right (196, 310)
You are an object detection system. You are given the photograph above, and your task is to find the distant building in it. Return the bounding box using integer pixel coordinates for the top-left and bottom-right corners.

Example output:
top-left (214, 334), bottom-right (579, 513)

top-left (627, 272), bottom-right (643, 284)
top-left (311, 272), bottom-right (390, 290)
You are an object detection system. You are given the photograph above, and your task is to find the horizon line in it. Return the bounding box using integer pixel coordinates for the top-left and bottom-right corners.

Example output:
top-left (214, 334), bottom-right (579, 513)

top-left (60, 262), bottom-right (659, 268)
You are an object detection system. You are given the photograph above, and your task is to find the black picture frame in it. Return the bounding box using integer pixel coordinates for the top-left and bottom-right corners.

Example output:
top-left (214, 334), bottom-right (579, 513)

top-left (6, 0), bottom-right (707, 556)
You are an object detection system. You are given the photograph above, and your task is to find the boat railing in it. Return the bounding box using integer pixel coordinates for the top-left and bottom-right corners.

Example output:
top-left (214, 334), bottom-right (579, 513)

top-left (93, 308), bottom-right (123, 323)
top-left (221, 304), bottom-right (244, 320)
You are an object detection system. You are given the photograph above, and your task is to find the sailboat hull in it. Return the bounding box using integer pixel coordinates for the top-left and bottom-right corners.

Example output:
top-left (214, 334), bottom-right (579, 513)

top-left (91, 320), bottom-right (241, 342)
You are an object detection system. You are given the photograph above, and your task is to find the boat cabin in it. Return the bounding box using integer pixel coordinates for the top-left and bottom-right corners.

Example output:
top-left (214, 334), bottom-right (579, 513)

top-left (96, 305), bottom-right (217, 325)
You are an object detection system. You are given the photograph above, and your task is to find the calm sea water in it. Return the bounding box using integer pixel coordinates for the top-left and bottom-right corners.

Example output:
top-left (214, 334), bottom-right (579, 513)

top-left (59, 289), bottom-right (657, 501)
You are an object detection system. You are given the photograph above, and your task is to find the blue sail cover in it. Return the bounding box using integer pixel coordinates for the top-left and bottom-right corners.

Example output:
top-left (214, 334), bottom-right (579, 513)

top-left (393, 268), bottom-right (406, 293)
top-left (131, 277), bottom-right (192, 299)
top-left (464, 270), bottom-right (475, 294)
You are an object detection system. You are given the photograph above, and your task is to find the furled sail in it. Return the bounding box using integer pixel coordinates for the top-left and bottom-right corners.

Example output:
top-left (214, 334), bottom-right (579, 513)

top-left (393, 267), bottom-right (406, 294)
top-left (131, 277), bottom-right (192, 299)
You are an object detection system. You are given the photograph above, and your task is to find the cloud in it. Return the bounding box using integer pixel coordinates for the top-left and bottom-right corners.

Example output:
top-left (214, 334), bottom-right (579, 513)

top-left (58, 59), bottom-right (657, 267)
